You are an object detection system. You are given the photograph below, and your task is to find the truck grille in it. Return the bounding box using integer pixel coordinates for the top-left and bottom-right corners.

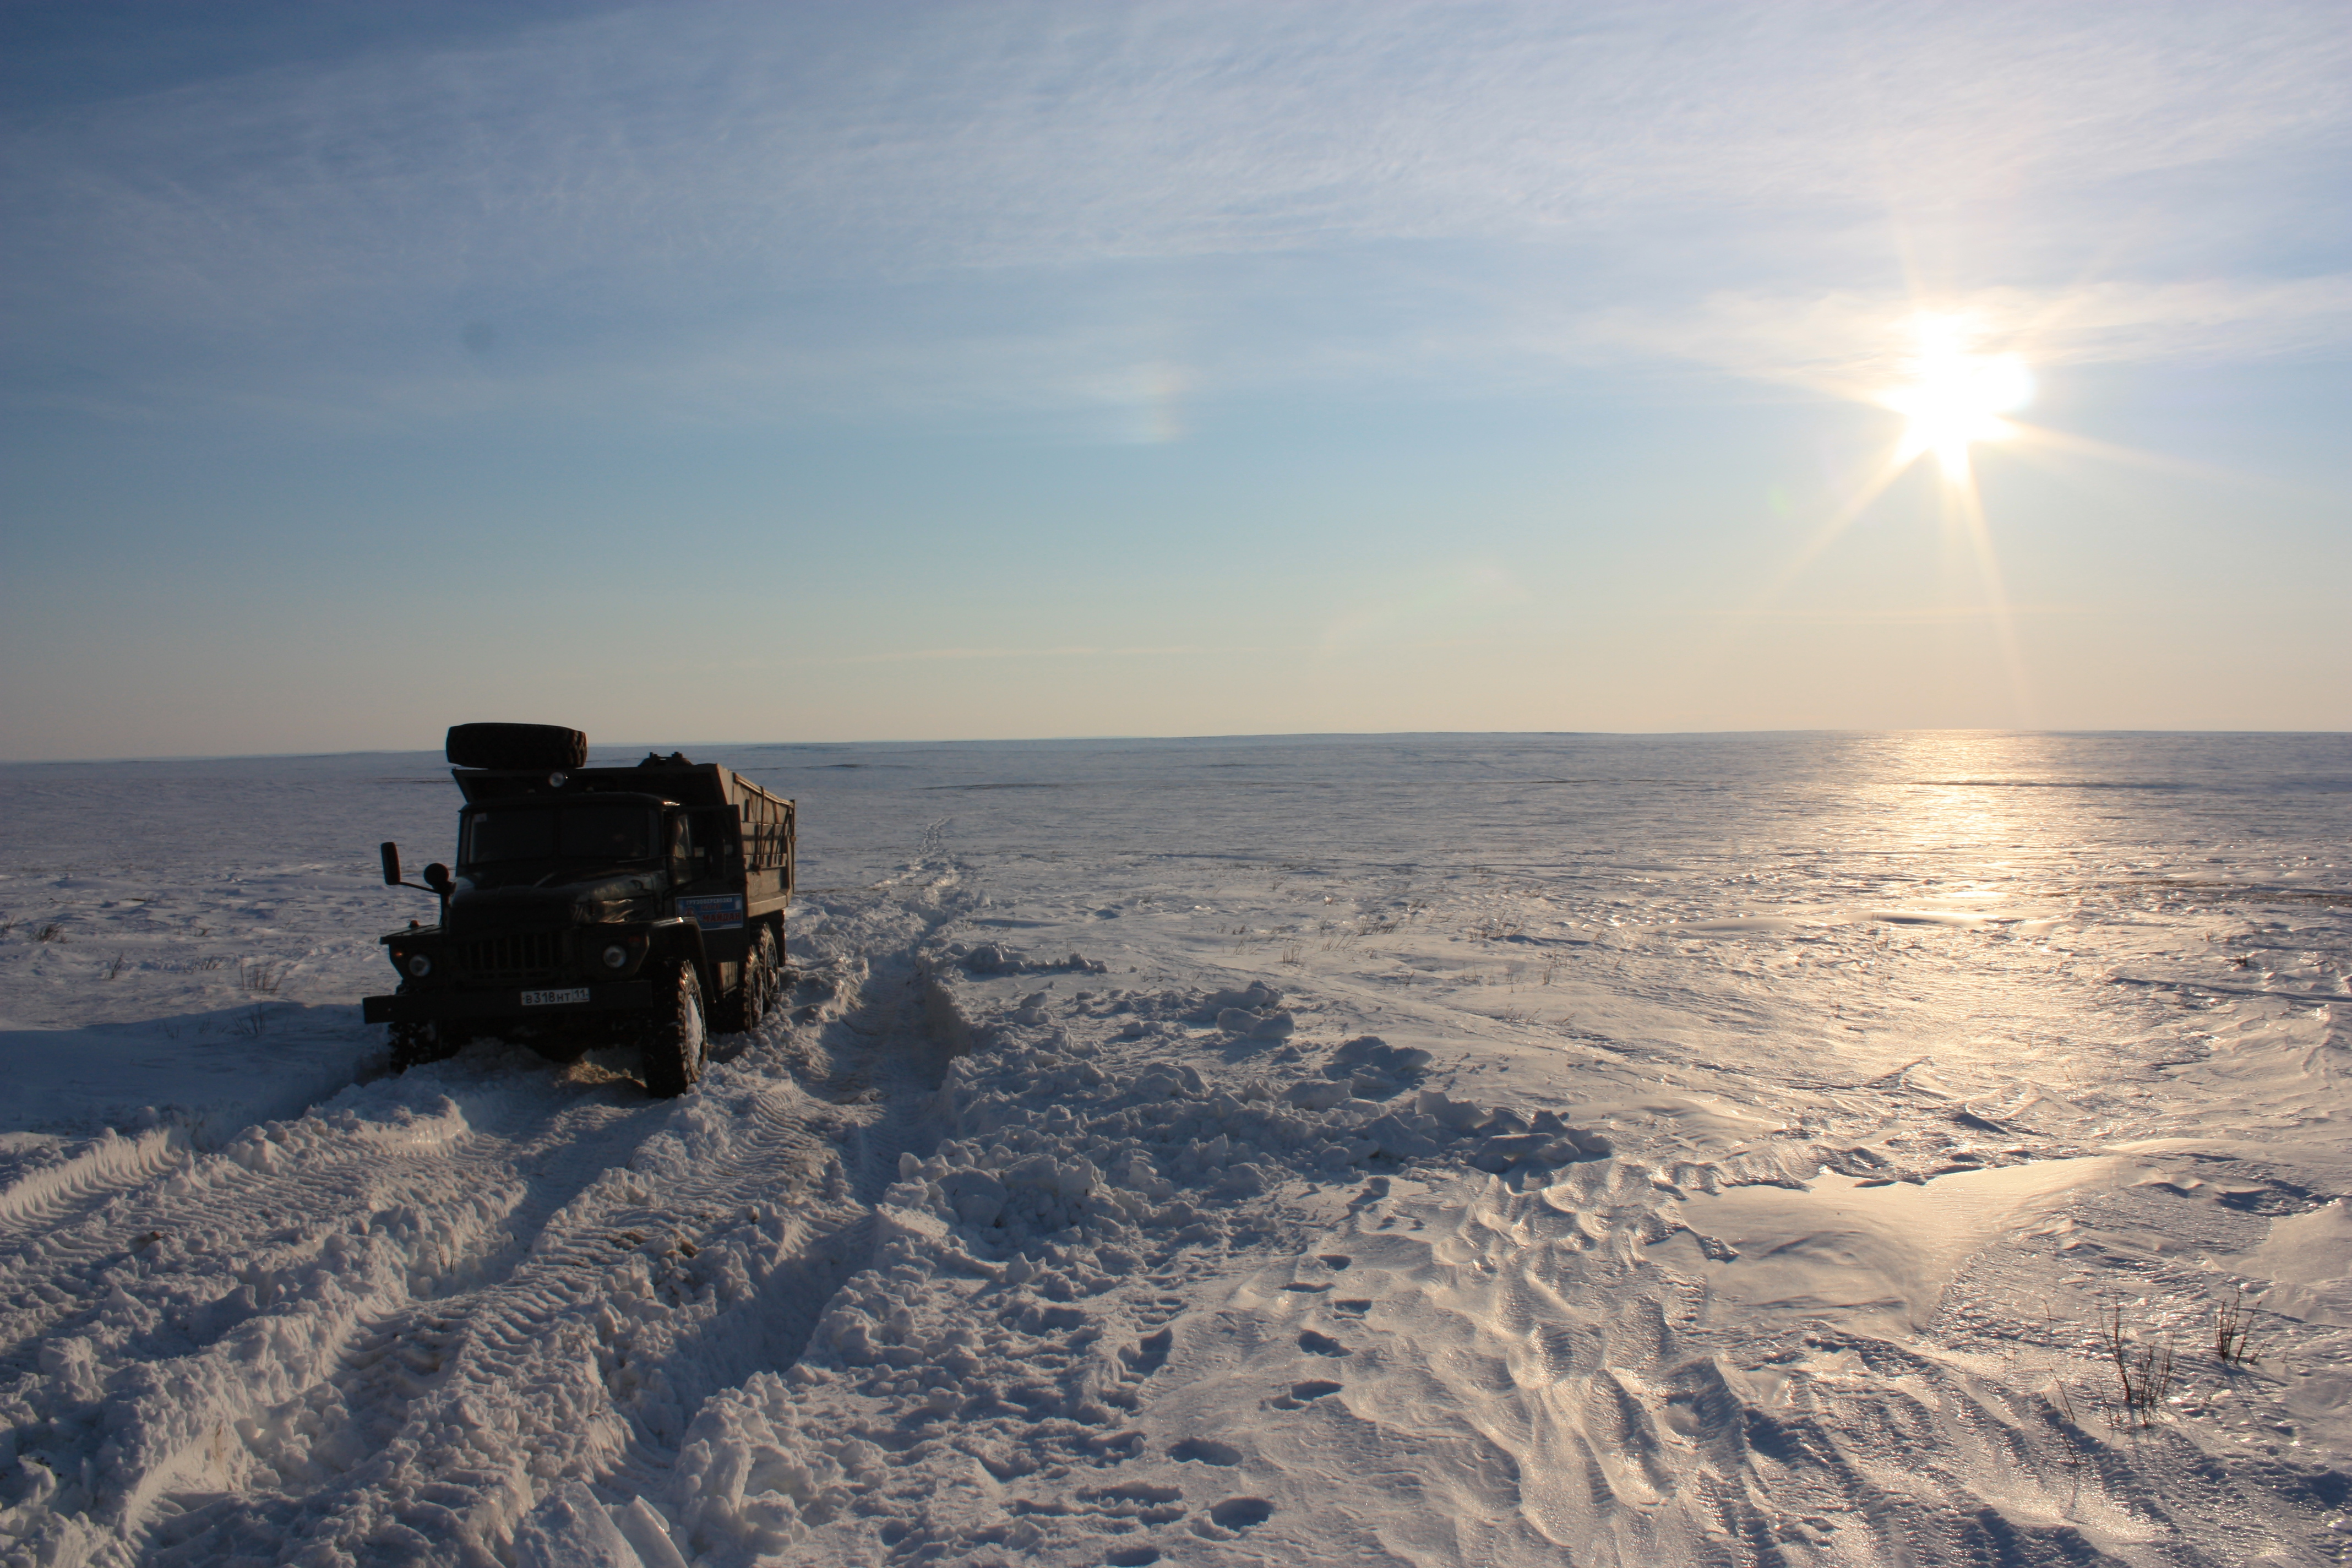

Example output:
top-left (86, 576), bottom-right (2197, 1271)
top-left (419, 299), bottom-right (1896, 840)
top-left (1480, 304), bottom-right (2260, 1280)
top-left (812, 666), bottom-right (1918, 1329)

top-left (451, 930), bottom-right (568, 982)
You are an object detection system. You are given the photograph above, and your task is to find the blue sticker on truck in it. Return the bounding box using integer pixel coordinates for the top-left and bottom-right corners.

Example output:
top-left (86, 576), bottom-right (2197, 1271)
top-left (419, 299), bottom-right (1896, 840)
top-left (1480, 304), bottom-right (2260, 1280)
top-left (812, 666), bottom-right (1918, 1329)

top-left (677, 894), bottom-right (745, 930)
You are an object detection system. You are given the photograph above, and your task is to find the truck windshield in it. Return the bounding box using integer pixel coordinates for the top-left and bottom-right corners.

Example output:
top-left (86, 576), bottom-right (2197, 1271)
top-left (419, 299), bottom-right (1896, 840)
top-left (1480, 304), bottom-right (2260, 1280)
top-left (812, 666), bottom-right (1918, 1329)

top-left (465, 805), bottom-right (659, 865)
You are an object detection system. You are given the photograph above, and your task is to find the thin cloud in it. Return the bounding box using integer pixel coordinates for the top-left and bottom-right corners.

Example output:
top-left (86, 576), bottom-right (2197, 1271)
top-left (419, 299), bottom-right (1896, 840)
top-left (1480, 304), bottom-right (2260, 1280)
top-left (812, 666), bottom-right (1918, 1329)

top-left (825, 644), bottom-right (1238, 665)
top-left (1589, 275), bottom-right (2352, 396)
top-left (6, 1), bottom-right (2348, 421)
top-left (1696, 604), bottom-right (2103, 625)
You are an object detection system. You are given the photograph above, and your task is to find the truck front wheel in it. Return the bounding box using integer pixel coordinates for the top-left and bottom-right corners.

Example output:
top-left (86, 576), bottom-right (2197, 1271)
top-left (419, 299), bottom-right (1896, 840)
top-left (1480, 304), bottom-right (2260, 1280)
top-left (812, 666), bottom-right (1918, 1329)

top-left (640, 960), bottom-right (708, 1098)
top-left (716, 923), bottom-right (782, 1033)
top-left (389, 1021), bottom-right (458, 1074)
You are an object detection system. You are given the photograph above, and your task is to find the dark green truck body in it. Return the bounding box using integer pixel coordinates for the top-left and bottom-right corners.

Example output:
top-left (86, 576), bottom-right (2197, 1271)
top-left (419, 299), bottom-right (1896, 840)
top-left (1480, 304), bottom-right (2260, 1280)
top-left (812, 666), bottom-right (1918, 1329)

top-left (363, 741), bottom-right (794, 1090)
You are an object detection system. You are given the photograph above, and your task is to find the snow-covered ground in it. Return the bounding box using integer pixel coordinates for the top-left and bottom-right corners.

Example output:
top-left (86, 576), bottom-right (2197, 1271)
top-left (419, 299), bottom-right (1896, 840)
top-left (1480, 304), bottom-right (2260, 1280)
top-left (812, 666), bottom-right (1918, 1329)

top-left (3, 732), bottom-right (2349, 1567)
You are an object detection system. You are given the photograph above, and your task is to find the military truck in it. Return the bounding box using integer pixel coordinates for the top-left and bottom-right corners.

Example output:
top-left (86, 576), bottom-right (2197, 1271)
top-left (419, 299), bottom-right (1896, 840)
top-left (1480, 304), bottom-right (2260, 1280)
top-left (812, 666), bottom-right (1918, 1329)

top-left (362, 723), bottom-right (794, 1096)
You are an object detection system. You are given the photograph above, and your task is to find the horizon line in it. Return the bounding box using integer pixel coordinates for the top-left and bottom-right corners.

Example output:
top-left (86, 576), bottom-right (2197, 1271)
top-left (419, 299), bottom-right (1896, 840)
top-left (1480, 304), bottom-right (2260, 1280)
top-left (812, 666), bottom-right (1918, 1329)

top-left (7, 726), bottom-right (2350, 769)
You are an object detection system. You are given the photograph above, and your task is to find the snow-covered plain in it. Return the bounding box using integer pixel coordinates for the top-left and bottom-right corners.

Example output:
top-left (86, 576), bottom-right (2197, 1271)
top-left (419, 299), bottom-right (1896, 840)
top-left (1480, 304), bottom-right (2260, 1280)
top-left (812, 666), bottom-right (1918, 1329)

top-left (3, 732), bottom-right (2350, 1567)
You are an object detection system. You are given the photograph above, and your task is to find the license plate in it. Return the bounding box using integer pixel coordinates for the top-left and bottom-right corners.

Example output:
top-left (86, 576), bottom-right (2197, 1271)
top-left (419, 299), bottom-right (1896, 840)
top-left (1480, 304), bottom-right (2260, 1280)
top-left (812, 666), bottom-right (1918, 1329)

top-left (677, 894), bottom-right (745, 930)
top-left (520, 987), bottom-right (590, 1007)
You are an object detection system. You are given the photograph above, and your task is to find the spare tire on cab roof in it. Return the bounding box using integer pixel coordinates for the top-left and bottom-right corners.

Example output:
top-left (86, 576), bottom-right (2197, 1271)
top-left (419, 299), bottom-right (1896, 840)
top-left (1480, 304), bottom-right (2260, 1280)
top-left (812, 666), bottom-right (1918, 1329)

top-left (446, 723), bottom-right (588, 771)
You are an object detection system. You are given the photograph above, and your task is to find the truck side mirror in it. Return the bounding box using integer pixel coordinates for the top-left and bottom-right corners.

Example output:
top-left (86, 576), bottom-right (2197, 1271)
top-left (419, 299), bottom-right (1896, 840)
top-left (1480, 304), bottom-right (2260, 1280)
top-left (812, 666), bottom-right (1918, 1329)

top-left (423, 863), bottom-right (453, 894)
top-left (380, 842), bottom-right (402, 886)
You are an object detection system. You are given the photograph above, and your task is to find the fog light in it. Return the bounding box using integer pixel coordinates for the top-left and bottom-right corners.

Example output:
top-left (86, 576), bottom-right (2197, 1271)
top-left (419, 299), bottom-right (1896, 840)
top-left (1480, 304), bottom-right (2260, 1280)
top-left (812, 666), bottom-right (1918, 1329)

top-left (602, 944), bottom-right (629, 970)
top-left (405, 953), bottom-right (432, 978)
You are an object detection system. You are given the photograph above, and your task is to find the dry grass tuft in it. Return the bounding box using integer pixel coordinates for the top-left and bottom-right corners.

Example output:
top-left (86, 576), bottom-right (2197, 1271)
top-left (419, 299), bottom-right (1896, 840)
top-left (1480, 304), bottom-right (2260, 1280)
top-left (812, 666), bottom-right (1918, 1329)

top-left (2214, 1288), bottom-right (2258, 1365)
top-left (2104, 1304), bottom-right (2176, 1427)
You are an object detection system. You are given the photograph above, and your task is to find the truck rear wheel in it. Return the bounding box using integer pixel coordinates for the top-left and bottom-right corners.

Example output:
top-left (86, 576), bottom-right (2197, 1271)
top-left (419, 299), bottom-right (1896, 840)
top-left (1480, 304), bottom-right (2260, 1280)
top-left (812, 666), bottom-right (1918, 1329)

top-left (640, 960), bottom-right (708, 1098)
top-left (389, 1021), bottom-right (458, 1074)
top-left (716, 923), bottom-right (782, 1033)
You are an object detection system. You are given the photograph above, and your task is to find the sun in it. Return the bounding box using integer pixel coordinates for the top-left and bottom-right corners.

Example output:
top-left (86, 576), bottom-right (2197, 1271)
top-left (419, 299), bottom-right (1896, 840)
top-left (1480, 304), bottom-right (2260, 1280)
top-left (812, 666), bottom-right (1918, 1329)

top-left (1880, 316), bottom-right (2033, 481)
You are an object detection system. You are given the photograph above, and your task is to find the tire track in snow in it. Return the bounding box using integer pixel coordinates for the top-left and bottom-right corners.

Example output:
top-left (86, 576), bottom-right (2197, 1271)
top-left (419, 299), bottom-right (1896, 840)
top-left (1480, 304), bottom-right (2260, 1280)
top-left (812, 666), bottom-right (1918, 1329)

top-left (0, 1095), bottom-right (532, 1384)
top-left (112, 867), bottom-right (977, 1567)
top-left (0, 1126), bottom-right (193, 1241)
top-left (0, 1075), bottom-right (678, 1566)
top-left (0, 1059), bottom-right (687, 1365)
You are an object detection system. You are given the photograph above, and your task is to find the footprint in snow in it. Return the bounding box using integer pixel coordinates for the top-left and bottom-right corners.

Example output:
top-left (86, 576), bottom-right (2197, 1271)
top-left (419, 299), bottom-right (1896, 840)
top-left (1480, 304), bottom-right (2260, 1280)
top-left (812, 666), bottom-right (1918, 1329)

top-left (1169, 1438), bottom-right (1244, 1466)
top-left (1281, 1280), bottom-right (1330, 1293)
top-left (1317, 1253), bottom-right (1353, 1269)
top-left (1210, 1498), bottom-right (1275, 1531)
top-left (1270, 1378), bottom-right (1343, 1410)
top-left (1331, 1299), bottom-right (1372, 1316)
top-left (1120, 1327), bottom-right (1173, 1378)
top-left (1107, 1550), bottom-right (1162, 1567)
top-left (1297, 1330), bottom-right (1350, 1357)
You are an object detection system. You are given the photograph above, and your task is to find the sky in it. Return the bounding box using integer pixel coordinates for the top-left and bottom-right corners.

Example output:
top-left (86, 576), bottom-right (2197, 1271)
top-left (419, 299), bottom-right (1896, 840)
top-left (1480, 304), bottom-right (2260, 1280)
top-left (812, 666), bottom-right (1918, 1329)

top-left (3, 0), bottom-right (2348, 761)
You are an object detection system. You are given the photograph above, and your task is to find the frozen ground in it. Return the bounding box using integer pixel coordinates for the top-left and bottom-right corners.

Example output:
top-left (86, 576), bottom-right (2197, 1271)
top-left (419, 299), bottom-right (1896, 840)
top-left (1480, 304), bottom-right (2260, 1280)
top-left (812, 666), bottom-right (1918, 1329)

top-left (2, 731), bottom-right (2349, 1567)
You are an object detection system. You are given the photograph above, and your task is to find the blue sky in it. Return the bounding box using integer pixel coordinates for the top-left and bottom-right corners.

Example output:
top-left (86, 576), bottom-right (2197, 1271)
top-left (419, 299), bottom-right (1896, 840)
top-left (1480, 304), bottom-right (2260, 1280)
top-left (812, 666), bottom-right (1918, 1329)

top-left (4, 0), bottom-right (2348, 759)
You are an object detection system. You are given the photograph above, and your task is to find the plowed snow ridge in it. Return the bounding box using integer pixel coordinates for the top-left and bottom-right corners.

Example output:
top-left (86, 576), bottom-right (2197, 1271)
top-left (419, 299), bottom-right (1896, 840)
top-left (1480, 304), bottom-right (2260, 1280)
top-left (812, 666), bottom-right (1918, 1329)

top-left (2, 870), bottom-right (971, 1567)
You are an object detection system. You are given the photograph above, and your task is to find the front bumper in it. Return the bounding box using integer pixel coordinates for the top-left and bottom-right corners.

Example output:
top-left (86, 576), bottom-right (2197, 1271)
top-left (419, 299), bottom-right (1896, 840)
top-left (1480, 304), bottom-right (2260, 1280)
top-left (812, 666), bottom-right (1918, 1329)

top-left (363, 980), bottom-right (656, 1026)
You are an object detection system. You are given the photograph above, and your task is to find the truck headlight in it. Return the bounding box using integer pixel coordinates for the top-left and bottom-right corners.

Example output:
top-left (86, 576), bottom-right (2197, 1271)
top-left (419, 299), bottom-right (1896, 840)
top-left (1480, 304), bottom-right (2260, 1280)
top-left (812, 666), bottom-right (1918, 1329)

top-left (405, 953), bottom-right (433, 978)
top-left (601, 944), bottom-right (630, 970)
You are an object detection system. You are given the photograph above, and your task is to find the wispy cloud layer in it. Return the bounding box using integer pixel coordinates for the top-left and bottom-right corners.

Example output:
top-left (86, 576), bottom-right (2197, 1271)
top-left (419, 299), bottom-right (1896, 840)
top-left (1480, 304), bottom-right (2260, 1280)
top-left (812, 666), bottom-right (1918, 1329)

top-left (6, 0), bottom-right (2349, 422)
top-left (825, 644), bottom-right (1223, 665)
top-left (1593, 276), bottom-right (2352, 397)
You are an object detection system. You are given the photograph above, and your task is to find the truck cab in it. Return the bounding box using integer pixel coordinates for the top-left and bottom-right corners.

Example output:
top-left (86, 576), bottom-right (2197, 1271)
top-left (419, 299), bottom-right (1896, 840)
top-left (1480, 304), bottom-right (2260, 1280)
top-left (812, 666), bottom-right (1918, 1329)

top-left (364, 726), bottom-right (794, 1097)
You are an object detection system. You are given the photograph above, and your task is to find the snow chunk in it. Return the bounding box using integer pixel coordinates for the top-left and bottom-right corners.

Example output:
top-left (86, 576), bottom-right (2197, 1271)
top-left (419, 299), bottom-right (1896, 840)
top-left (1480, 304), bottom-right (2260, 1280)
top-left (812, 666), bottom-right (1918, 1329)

top-left (1131, 1063), bottom-right (1207, 1101)
top-left (1284, 1080), bottom-right (1352, 1111)
top-left (1217, 1007), bottom-right (1296, 1039)
top-left (1321, 1036), bottom-right (1432, 1099)
top-left (1005, 1151), bottom-right (1099, 1198)
top-left (940, 1167), bottom-right (1008, 1226)
top-left (1413, 1090), bottom-right (1488, 1132)
top-left (1189, 981), bottom-right (1282, 1021)
top-left (674, 1373), bottom-right (841, 1556)
top-left (1549, 1128), bottom-right (1615, 1161)
top-left (615, 1498), bottom-right (692, 1568)
top-left (959, 944), bottom-right (1109, 977)
top-left (1360, 1112), bottom-right (1444, 1161)
top-left (513, 1480), bottom-right (640, 1568)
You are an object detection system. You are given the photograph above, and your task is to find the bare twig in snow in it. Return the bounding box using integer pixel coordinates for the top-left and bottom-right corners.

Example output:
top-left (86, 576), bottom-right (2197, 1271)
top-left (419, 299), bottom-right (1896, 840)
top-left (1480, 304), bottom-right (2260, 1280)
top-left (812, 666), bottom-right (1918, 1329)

top-left (2215, 1288), bottom-right (2258, 1365)
top-left (2105, 1304), bottom-right (2176, 1427)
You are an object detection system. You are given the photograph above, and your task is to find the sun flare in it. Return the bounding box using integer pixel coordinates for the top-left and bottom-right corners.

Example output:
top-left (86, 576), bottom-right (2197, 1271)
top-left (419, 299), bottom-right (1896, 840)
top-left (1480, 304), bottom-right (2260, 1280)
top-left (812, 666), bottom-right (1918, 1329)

top-left (1880, 317), bottom-right (2033, 481)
